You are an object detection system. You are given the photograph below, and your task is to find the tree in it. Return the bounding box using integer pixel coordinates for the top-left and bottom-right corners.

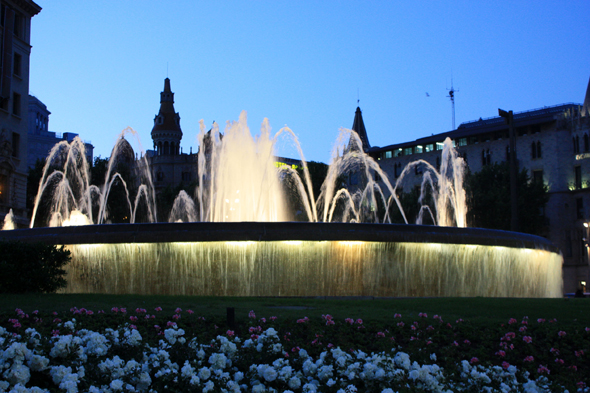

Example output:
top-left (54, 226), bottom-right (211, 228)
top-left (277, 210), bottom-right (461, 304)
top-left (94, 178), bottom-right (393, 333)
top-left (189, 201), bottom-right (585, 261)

top-left (465, 162), bottom-right (549, 235)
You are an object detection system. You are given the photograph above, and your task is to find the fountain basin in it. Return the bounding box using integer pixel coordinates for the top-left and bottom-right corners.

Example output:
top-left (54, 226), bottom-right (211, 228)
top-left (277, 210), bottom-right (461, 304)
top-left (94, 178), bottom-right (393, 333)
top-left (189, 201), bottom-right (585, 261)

top-left (1, 222), bottom-right (563, 297)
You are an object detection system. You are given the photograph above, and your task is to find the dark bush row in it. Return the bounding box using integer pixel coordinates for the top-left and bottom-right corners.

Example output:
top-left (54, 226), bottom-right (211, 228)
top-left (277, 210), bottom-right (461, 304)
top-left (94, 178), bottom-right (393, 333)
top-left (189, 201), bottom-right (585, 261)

top-left (0, 241), bottom-right (70, 293)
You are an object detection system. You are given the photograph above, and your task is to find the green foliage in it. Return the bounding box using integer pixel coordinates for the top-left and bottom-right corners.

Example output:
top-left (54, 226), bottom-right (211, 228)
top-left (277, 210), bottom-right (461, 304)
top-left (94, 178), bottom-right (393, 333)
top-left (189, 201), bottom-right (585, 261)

top-left (0, 241), bottom-right (70, 293)
top-left (465, 162), bottom-right (549, 235)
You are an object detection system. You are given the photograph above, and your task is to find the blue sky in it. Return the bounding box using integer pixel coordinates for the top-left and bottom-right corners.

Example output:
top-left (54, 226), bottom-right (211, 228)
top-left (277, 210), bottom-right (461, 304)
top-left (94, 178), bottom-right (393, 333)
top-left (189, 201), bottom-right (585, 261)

top-left (29, 1), bottom-right (590, 164)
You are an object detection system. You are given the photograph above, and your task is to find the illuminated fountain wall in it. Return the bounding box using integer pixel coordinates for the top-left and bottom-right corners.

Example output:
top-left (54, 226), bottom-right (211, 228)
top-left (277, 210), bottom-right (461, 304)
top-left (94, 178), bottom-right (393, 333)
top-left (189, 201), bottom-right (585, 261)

top-left (2, 222), bottom-right (563, 297)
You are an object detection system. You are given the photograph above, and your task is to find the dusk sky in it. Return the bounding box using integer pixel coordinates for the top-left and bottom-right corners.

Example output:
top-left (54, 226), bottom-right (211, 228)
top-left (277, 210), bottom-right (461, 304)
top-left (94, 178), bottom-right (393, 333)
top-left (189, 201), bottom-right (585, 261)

top-left (29, 1), bottom-right (590, 164)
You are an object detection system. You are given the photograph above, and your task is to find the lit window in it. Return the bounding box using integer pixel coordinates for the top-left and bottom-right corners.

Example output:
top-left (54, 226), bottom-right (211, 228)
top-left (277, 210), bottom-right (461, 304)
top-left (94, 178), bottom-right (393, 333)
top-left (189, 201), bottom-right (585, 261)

top-left (404, 147), bottom-right (413, 155)
top-left (415, 145), bottom-right (423, 153)
top-left (425, 144), bottom-right (434, 152)
top-left (436, 142), bottom-right (444, 151)
top-left (385, 151), bottom-right (392, 159)
top-left (456, 138), bottom-right (467, 147)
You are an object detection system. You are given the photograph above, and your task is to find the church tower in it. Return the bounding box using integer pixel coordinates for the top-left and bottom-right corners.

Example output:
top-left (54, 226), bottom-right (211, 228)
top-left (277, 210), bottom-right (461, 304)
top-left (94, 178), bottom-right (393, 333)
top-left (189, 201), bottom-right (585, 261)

top-left (352, 106), bottom-right (371, 152)
top-left (151, 78), bottom-right (182, 155)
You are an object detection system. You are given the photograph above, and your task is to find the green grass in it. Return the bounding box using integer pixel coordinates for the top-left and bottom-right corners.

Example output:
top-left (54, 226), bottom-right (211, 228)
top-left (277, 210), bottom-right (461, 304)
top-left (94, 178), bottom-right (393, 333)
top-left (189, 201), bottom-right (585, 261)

top-left (1, 294), bottom-right (588, 327)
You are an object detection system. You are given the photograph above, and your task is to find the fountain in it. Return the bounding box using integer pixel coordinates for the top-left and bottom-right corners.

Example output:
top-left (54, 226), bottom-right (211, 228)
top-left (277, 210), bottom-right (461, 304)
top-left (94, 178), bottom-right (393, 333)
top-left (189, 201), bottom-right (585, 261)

top-left (1, 112), bottom-right (563, 297)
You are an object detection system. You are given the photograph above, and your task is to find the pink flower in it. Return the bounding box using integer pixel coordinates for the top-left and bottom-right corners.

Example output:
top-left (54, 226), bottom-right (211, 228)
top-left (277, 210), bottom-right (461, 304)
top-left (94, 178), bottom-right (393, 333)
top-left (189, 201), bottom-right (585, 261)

top-left (537, 318), bottom-right (545, 323)
top-left (397, 322), bottom-right (405, 327)
top-left (130, 316), bottom-right (138, 322)
top-left (51, 330), bottom-right (60, 337)
top-left (470, 357), bottom-right (478, 364)
top-left (495, 350), bottom-right (506, 357)
top-left (394, 313), bottom-right (402, 318)
top-left (356, 319), bottom-right (363, 325)
top-left (297, 317), bottom-right (309, 324)
top-left (129, 324), bottom-right (137, 330)
top-left (175, 308), bottom-right (182, 313)
top-left (537, 365), bottom-right (550, 374)
top-left (558, 330), bottom-right (566, 337)
top-left (260, 318), bottom-right (266, 323)
top-left (187, 309), bottom-right (194, 314)
top-left (270, 316), bottom-right (277, 321)
top-left (419, 312), bottom-right (427, 318)
top-left (453, 341), bottom-right (459, 346)
top-left (508, 318), bottom-right (517, 325)
top-left (120, 308), bottom-right (127, 314)
top-left (524, 356), bottom-right (534, 362)
top-left (502, 361), bottom-right (510, 369)
top-left (577, 382), bottom-right (586, 389)
top-left (248, 310), bottom-right (256, 319)
top-left (154, 325), bottom-right (161, 330)
top-left (519, 326), bottom-right (527, 332)
top-left (166, 321), bottom-right (177, 327)
top-left (456, 318), bottom-right (464, 323)
top-left (376, 332), bottom-right (386, 338)
top-left (154, 307), bottom-right (162, 312)
top-left (523, 336), bottom-right (532, 344)
top-left (550, 347), bottom-right (560, 355)
top-left (345, 318), bottom-right (354, 324)
top-left (463, 339), bottom-right (471, 345)
top-left (586, 327), bottom-right (589, 332)
top-left (172, 314), bottom-right (181, 320)
top-left (226, 330), bottom-right (234, 337)
top-left (411, 325), bottom-right (417, 331)
top-left (111, 307), bottom-right (119, 313)
top-left (53, 318), bottom-right (61, 323)
top-left (575, 350), bottom-right (584, 357)
top-left (555, 358), bottom-right (564, 364)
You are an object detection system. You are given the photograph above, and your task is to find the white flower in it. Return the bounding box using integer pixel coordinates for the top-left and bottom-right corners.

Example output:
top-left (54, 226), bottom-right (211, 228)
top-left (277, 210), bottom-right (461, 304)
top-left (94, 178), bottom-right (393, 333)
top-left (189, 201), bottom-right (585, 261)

top-left (263, 366), bottom-right (277, 382)
top-left (110, 379), bottom-right (124, 391)
top-left (4, 363), bottom-right (31, 386)
top-left (288, 376), bottom-right (302, 390)
top-left (208, 353), bottom-right (227, 370)
top-left (198, 366), bottom-right (211, 380)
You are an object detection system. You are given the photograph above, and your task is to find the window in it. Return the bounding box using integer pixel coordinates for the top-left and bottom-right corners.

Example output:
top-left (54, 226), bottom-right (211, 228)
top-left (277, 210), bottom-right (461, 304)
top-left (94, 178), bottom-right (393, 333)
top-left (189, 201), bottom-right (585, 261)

top-left (533, 170), bottom-right (543, 184)
top-left (13, 13), bottom-right (22, 38)
top-left (436, 142), bottom-right (444, 151)
top-left (577, 197), bottom-right (584, 219)
top-left (456, 138), bottom-right (467, 147)
top-left (425, 144), bottom-right (434, 152)
top-left (11, 132), bottom-right (19, 158)
top-left (385, 151), bottom-right (392, 159)
top-left (415, 145), bottom-right (423, 154)
top-left (12, 93), bottom-right (20, 116)
top-left (536, 141), bottom-right (541, 158)
top-left (394, 162), bottom-right (401, 178)
top-left (482, 149), bottom-right (491, 166)
top-left (574, 136), bottom-right (580, 154)
top-left (394, 149), bottom-right (403, 157)
top-left (13, 53), bottom-right (21, 76)
top-left (531, 142), bottom-right (537, 159)
top-left (575, 166), bottom-right (582, 190)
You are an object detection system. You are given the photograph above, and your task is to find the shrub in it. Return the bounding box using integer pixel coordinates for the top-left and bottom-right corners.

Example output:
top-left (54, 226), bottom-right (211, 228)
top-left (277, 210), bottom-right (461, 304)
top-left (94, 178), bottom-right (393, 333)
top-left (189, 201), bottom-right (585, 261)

top-left (0, 241), bottom-right (70, 293)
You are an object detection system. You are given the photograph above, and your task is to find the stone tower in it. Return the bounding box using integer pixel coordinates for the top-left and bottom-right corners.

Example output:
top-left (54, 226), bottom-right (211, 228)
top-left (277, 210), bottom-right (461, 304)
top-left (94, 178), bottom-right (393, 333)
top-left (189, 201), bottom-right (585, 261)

top-left (151, 78), bottom-right (182, 155)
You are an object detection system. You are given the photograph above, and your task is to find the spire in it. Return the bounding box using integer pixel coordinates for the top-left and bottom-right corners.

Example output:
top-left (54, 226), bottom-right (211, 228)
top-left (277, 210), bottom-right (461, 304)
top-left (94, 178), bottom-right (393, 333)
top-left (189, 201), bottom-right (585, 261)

top-left (352, 106), bottom-right (370, 152)
top-left (151, 78), bottom-right (182, 155)
top-left (583, 75), bottom-right (590, 117)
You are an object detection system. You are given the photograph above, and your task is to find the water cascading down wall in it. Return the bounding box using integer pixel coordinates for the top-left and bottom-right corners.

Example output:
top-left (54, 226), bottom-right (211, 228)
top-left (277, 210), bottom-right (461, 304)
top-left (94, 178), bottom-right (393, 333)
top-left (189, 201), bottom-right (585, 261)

top-left (2, 222), bottom-right (563, 297)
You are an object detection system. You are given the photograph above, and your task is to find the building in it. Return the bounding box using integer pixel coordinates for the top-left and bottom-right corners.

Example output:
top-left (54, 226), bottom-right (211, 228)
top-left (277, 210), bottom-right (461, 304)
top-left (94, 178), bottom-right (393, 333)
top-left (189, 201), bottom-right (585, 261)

top-left (146, 77), bottom-right (198, 191)
top-left (0, 0), bottom-right (41, 227)
top-left (27, 95), bottom-right (94, 169)
top-left (362, 77), bottom-right (590, 294)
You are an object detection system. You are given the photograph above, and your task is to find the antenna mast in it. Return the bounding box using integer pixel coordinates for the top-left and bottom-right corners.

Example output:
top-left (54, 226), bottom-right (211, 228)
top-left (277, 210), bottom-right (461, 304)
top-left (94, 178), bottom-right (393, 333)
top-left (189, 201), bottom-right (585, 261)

top-left (447, 78), bottom-right (458, 130)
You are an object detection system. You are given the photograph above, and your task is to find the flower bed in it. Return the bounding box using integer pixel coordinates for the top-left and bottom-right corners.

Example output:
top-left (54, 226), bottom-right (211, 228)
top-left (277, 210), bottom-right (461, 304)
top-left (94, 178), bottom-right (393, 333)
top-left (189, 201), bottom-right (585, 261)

top-left (1, 307), bottom-right (588, 392)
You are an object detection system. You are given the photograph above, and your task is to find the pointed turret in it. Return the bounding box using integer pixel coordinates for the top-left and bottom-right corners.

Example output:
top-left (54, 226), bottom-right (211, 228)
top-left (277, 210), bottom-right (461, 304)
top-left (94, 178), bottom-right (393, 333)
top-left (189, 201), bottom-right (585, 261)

top-left (582, 75), bottom-right (590, 117)
top-left (151, 78), bottom-right (182, 155)
top-left (352, 106), bottom-right (370, 152)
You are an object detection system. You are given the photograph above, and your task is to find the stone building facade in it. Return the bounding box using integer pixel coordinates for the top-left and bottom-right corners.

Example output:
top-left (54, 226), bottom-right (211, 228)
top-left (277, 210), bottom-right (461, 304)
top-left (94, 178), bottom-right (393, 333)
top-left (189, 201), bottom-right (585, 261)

top-left (27, 95), bottom-right (93, 169)
top-left (361, 78), bottom-right (590, 294)
top-left (0, 0), bottom-right (41, 227)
